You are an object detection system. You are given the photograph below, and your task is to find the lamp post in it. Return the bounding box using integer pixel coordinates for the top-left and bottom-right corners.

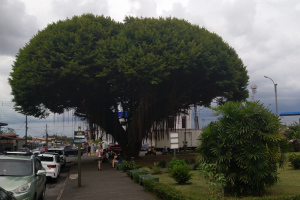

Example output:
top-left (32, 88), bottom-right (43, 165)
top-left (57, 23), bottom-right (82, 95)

top-left (264, 76), bottom-right (278, 116)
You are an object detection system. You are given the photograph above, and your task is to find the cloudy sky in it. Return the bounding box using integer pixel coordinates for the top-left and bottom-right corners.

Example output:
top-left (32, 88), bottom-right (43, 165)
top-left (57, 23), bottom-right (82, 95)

top-left (1, 0), bottom-right (300, 137)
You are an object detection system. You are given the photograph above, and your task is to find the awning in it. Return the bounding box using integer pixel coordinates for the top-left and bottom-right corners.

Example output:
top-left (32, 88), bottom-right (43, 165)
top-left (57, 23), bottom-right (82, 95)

top-left (279, 112), bottom-right (300, 116)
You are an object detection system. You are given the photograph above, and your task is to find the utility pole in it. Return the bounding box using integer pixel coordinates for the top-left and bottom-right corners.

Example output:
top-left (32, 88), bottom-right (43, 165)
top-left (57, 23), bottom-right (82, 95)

top-left (25, 115), bottom-right (28, 147)
top-left (46, 124), bottom-right (48, 147)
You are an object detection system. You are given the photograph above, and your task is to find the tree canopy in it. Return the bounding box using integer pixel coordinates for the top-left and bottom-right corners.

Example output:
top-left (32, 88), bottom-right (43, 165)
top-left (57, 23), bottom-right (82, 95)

top-left (9, 14), bottom-right (249, 157)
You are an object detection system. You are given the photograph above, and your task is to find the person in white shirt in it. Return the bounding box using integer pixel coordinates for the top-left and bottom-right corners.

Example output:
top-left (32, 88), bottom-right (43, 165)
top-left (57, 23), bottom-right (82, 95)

top-left (96, 145), bottom-right (103, 171)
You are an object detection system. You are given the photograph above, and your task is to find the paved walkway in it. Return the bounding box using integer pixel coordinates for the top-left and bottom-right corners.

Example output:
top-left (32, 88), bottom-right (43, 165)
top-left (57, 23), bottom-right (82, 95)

top-left (59, 154), bottom-right (157, 200)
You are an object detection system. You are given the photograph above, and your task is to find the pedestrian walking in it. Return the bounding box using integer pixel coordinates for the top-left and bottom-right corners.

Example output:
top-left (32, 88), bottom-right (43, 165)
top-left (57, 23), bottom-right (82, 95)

top-left (87, 145), bottom-right (91, 156)
top-left (96, 145), bottom-right (103, 171)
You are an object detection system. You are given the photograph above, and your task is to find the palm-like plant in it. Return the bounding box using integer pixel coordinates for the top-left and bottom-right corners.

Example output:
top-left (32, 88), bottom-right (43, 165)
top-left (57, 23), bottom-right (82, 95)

top-left (198, 101), bottom-right (288, 196)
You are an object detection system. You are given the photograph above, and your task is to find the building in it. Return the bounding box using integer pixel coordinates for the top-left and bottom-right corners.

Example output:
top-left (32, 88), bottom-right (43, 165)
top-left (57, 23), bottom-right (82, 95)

top-left (0, 132), bottom-right (25, 152)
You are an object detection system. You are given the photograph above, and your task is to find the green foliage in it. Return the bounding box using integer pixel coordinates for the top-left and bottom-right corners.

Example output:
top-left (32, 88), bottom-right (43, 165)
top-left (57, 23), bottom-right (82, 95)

top-left (289, 154), bottom-right (300, 169)
top-left (169, 164), bottom-right (192, 184)
top-left (9, 14), bottom-right (249, 158)
top-left (185, 158), bottom-right (196, 165)
top-left (290, 140), bottom-right (300, 152)
top-left (199, 163), bottom-right (226, 199)
top-left (142, 179), bottom-right (185, 200)
top-left (285, 122), bottom-right (300, 140)
top-left (122, 157), bottom-right (137, 172)
top-left (152, 166), bottom-right (162, 175)
top-left (168, 158), bottom-right (186, 169)
top-left (157, 160), bottom-right (167, 168)
top-left (133, 172), bottom-right (144, 183)
top-left (0, 127), bottom-right (16, 134)
top-left (250, 195), bottom-right (300, 200)
top-left (140, 167), bottom-right (152, 174)
top-left (198, 101), bottom-right (288, 196)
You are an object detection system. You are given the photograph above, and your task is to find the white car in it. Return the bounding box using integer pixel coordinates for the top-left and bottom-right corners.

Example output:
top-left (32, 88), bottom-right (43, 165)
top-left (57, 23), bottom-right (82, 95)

top-left (38, 153), bottom-right (61, 181)
top-left (46, 148), bottom-right (66, 167)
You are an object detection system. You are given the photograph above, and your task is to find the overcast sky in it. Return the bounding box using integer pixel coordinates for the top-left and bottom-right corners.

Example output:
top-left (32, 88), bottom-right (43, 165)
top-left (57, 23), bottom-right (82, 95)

top-left (1, 0), bottom-right (300, 137)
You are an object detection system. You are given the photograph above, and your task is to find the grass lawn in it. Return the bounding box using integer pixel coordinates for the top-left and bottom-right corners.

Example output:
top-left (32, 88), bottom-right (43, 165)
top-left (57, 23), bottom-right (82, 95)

top-left (137, 152), bottom-right (300, 199)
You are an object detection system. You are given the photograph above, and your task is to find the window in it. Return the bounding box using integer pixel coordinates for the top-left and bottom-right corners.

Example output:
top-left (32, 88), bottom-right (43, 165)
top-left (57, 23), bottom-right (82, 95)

top-left (38, 156), bottom-right (54, 162)
top-left (0, 160), bottom-right (32, 176)
top-left (182, 116), bottom-right (186, 128)
top-left (168, 117), bottom-right (174, 129)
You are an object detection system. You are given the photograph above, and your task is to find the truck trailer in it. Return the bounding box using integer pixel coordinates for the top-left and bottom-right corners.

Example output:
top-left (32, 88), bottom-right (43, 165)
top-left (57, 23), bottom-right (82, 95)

top-left (154, 129), bottom-right (203, 152)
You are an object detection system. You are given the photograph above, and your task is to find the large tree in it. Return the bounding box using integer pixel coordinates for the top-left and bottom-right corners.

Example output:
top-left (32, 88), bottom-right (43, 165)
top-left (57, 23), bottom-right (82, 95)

top-left (9, 14), bottom-right (249, 158)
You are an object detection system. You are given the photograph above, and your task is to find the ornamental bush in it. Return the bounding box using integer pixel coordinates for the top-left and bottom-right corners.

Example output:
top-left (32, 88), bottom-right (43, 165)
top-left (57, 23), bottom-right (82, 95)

top-left (198, 101), bottom-right (288, 196)
top-left (289, 154), bottom-right (300, 169)
top-left (168, 158), bottom-right (186, 169)
top-left (143, 179), bottom-right (185, 200)
top-left (169, 164), bottom-right (192, 184)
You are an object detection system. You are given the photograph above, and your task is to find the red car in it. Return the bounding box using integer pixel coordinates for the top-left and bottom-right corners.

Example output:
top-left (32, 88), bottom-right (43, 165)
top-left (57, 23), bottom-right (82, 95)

top-left (107, 144), bottom-right (121, 152)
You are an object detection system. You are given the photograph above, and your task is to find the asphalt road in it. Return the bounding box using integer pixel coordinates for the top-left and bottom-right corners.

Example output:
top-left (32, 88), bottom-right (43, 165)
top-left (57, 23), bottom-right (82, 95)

top-left (45, 156), bottom-right (77, 200)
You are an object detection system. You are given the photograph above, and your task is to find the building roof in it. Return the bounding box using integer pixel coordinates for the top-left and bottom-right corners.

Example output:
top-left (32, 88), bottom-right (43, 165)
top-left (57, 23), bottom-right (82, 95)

top-left (279, 112), bottom-right (300, 116)
top-left (0, 132), bottom-right (24, 140)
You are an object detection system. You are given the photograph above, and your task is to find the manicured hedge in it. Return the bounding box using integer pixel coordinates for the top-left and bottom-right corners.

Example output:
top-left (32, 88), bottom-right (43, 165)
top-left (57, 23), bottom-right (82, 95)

top-left (249, 195), bottom-right (300, 200)
top-left (142, 179), bottom-right (185, 200)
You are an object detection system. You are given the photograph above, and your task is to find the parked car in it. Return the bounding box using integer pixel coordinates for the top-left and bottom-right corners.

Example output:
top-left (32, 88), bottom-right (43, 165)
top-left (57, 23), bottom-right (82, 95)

top-left (32, 147), bottom-right (46, 154)
top-left (0, 186), bottom-right (16, 200)
top-left (38, 153), bottom-right (61, 182)
top-left (64, 145), bottom-right (83, 156)
top-left (0, 154), bottom-right (46, 200)
top-left (4, 151), bottom-right (32, 156)
top-left (107, 144), bottom-right (122, 157)
top-left (46, 148), bottom-right (66, 167)
top-left (18, 147), bottom-right (31, 153)
top-left (107, 144), bottom-right (122, 152)
top-left (141, 144), bottom-right (150, 151)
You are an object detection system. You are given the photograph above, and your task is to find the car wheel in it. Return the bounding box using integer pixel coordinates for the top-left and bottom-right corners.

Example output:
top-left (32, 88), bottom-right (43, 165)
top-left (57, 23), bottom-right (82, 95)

top-left (74, 153), bottom-right (77, 156)
top-left (38, 185), bottom-right (46, 200)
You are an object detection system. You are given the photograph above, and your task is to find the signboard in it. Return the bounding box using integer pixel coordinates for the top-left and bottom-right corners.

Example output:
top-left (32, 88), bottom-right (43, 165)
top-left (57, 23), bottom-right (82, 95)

top-left (74, 131), bottom-right (85, 143)
top-left (170, 132), bottom-right (179, 149)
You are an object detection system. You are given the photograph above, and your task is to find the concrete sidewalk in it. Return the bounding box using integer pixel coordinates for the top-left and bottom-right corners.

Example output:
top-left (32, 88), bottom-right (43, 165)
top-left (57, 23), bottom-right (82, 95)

top-left (59, 154), bottom-right (157, 200)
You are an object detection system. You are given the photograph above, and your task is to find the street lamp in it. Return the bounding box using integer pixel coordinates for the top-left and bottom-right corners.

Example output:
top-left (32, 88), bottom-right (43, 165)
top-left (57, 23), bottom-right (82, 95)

top-left (264, 76), bottom-right (278, 116)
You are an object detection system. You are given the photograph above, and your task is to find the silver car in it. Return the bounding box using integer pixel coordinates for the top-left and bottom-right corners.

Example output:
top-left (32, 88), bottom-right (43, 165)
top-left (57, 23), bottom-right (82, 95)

top-left (0, 154), bottom-right (46, 200)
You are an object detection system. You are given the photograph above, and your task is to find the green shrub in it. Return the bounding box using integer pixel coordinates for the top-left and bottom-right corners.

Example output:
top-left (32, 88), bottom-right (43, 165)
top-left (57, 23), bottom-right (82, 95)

top-left (168, 158), bottom-right (186, 169)
top-left (122, 157), bottom-right (136, 172)
top-left (140, 166), bottom-right (151, 174)
top-left (193, 162), bottom-right (200, 170)
top-left (169, 164), bottom-right (192, 184)
top-left (133, 172), bottom-right (144, 183)
top-left (185, 158), bottom-right (196, 165)
top-left (289, 154), bottom-right (300, 169)
top-left (157, 160), bottom-right (167, 168)
top-left (198, 101), bottom-right (288, 196)
top-left (290, 140), bottom-right (300, 152)
top-left (152, 166), bottom-right (162, 174)
top-left (143, 179), bottom-right (185, 200)
top-left (250, 194), bottom-right (300, 200)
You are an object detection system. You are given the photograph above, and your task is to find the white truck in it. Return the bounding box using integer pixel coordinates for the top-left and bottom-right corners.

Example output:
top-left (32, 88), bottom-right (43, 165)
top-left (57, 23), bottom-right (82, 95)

top-left (154, 129), bottom-right (203, 152)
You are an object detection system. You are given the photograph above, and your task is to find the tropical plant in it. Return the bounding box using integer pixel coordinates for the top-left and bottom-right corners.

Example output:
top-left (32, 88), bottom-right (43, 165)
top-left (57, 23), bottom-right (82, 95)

top-left (289, 154), bottom-right (300, 169)
top-left (285, 122), bottom-right (300, 141)
top-left (199, 163), bottom-right (226, 199)
top-left (198, 101), bottom-right (288, 196)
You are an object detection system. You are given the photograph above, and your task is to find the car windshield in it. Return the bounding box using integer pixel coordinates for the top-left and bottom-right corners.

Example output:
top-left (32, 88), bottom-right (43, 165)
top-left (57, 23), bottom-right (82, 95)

top-left (47, 150), bottom-right (62, 155)
top-left (0, 160), bottom-right (32, 176)
top-left (38, 156), bottom-right (53, 162)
